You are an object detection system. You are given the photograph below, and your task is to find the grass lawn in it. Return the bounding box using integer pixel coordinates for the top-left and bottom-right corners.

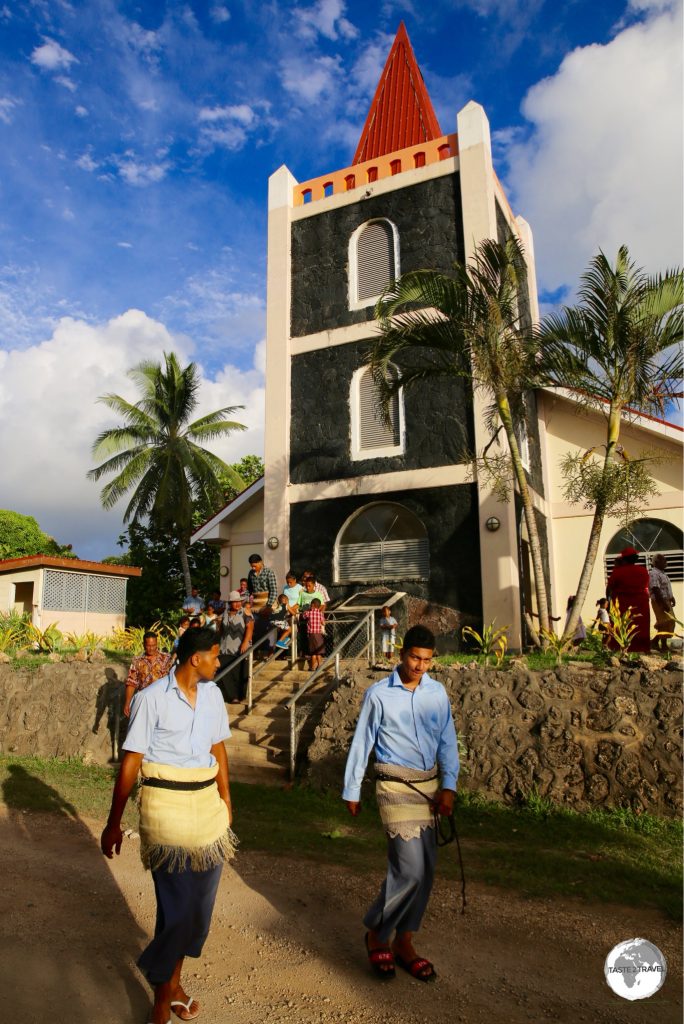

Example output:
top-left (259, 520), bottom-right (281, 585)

top-left (0, 755), bottom-right (680, 920)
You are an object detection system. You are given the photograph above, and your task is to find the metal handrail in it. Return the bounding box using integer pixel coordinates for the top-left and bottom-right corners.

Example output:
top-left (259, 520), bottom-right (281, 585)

top-left (285, 610), bottom-right (374, 779)
top-left (214, 613), bottom-right (298, 711)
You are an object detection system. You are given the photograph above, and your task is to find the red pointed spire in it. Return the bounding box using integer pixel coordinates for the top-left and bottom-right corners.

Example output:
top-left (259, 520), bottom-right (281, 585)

top-left (353, 23), bottom-right (442, 165)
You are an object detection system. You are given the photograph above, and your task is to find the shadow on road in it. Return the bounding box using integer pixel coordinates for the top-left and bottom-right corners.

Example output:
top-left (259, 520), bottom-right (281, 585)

top-left (0, 765), bottom-right (149, 1023)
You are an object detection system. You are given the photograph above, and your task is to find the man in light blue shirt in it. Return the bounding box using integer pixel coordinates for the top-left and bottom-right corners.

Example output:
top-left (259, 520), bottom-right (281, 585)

top-left (182, 586), bottom-right (204, 616)
top-left (343, 624), bottom-right (458, 984)
top-left (102, 627), bottom-right (233, 1024)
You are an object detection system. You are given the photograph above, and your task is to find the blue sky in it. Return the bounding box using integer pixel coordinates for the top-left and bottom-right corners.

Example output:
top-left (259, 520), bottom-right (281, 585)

top-left (0, 0), bottom-right (681, 559)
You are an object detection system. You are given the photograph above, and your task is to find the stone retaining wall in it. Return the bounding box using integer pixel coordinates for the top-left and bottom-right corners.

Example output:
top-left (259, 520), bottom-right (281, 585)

top-left (0, 662), bottom-right (127, 764)
top-left (307, 660), bottom-right (683, 817)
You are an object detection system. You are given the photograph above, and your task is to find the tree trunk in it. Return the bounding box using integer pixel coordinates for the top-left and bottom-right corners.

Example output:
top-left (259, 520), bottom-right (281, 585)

top-left (498, 395), bottom-right (551, 637)
top-left (178, 536), bottom-right (193, 598)
top-left (563, 403), bottom-right (622, 639)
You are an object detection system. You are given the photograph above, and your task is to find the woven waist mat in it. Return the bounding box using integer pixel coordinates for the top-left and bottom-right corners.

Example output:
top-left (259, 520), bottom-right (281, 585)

top-left (138, 762), bottom-right (238, 872)
top-left (374, 763), bottom-right (440, 841)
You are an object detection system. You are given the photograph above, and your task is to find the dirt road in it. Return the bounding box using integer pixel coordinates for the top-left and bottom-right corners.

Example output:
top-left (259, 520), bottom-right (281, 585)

top-left (1, 806), bottom-right (680, 1024)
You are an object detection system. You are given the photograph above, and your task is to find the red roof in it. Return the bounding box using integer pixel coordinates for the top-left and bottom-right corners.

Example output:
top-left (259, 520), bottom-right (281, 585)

top-left (0, 555), bottom-right (142, 576)
top-left (353, 22), bottom-right (442, 165)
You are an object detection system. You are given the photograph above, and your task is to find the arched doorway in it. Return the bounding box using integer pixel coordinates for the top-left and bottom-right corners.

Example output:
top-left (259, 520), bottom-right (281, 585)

top-left (334, 502), bottom-right (429, 584)
top-left (605, 518), bottom-right (683, 582)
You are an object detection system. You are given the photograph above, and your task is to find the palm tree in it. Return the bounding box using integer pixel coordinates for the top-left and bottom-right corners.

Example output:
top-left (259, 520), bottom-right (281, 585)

top-left (541, 246), bottom-right (683, 639)
top-left (88, 352), bottom-right (247, 596)
top-left (371, 235), bottom-right (554, 637)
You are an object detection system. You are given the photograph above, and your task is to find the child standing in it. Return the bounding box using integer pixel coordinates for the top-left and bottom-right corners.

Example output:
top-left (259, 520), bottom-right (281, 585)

top-left (379, 606), bottom-right (398, 664)
top-left (593, 598), bottom-right (610, 634)
top-left (283, 570), bottom-right (303, 609)
top-left (301, 597), bottom-right (326, 671)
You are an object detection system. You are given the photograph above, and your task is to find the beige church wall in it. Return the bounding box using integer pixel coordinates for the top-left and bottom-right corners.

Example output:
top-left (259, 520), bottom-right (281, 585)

top-left (550, 512), bottom-right (682, 627)
top-left (229, 545), bottom-right (263, 589)
top-left (540, 394), bottom-right (682, 506)
top-left (539, 393), bottom-right (683, 623)
top-left (213, 500), bottom-right (266, 593)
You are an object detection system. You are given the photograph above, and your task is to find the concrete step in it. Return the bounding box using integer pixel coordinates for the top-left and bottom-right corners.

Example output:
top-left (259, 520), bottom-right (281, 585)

top-left (230, 762), bottom-right (288, 785)
top-left (253, 664), bottom-right (311, 682)
top-left (229, 729), bottom-right (285, 753)
top-left (227, 743), bottom-right (287, 768)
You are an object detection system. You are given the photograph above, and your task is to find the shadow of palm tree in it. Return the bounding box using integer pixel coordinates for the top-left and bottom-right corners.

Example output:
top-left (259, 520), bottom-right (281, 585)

top-left (1, 766), bottom-right (149, 1023)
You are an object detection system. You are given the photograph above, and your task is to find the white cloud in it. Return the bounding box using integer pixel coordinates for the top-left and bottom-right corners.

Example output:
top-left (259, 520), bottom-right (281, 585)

top-left (30, 38), bottom-right (78, 71)
top-left (62, 207), bottom-right (75, 221)
top-left (293, 0), bottom-right (358, 41)
top-left (121, 21), bottom-right (162, 60)
top-left (199, 104), bottom-right (255, 125)
top-left (0, 96), bottom-right (18, 124)
top-left (0, 310), bottom-right (264, 559)
top-left (76, 152), bottom-right (97, 171)
top-left (197, 103), bottom-right (268, 151)
top-left (117, 241), bottom-right (133, 248)
top-left (74, 104), bottom-right (88, 117)
top-left (501, 0), bottom-right (683, 295)
top-left (280, 54), bottom-right (342, 104)
top-left (54, 74), bottom-right (76, 92)
top-left (209, 4), bottom-right (231, 23)
top-left (116, 152), bottom-right (170, 186)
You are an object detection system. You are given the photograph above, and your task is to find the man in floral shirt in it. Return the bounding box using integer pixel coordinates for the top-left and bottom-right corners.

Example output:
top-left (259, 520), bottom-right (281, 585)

top-left (123, 632), bottom-right (173, 717)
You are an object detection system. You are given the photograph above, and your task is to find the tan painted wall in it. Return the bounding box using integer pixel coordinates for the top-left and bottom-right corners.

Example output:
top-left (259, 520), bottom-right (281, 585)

top-left (541, 393), bottom-right (683, 620)
top-left (1, 566), bottom-right (130, 636)
top-left (0, 568), bottom-right (42, 617)
top-left (41, 609), bottom-right (127, 636)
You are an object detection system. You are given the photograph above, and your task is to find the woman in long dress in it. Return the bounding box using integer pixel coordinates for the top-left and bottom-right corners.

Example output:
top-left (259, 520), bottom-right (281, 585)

top-left (606, 546), bottom-right (651, 653)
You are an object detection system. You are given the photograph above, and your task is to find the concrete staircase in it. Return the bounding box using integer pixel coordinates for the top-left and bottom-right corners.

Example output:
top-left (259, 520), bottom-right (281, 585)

top-left (225, 658), bottom-right (335, 785)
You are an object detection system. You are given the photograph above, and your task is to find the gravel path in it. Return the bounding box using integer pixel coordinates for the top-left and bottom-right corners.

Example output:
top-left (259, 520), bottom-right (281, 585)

top-left (1, 806), bottom-right (680, 1024)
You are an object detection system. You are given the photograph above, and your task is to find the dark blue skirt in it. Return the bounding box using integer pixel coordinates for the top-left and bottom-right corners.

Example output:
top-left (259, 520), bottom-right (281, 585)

top-left (138, 860), bottom-right (223, 985)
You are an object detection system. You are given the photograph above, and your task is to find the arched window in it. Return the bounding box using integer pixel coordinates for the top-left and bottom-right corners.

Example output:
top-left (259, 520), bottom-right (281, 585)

top-left (350, 364), bottom-right (404, 460)
top-left (348, 218), bottom-right (399, 310)
top-left (335, 502), bottom-right (429, 583)
top-left (605, 518), bottom-right (683, 582)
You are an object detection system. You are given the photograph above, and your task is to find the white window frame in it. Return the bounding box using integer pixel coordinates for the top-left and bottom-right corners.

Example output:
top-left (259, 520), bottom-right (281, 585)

top-left (333, 501), bottom-right (429, 584)
top-left (350, 363), bottom-right (405, 461)
top-left (348, 218), bottom-right (400, 311)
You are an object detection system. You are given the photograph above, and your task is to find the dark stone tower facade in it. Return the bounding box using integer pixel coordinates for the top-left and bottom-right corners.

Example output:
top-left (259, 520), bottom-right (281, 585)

top-left (263, 24), bottom-right (546, 645)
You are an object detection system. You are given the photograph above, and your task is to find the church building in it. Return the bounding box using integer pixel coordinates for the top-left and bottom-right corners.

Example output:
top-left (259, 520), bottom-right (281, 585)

top-left (193, 24), bottom-right (683, 648)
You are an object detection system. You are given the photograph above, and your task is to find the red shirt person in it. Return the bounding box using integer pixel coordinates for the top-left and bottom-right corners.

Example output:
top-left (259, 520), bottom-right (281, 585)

top-left (606, 546), bottom-right (651, 653)
top-left (123, 632), bottom-right (173, 717)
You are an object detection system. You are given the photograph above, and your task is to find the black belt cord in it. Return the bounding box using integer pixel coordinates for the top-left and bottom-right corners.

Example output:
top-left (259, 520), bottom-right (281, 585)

top-left (141, 777), bottom-right (216, 791)
top-left (398, 778), bottom-right (467, 915)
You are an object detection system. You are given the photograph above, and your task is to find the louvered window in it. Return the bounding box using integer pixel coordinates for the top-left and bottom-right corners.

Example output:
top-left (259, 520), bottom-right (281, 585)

top-left (335, 503), bottom-right (429, 584)
top-left (604, 519), bottom-right (684, 584)
top-left (356, 220), bottom-right (395, 302)
top-left (358, 367), bottom-right (400, 450)
top-left (351, 364), bottom-right (403, 459)
top-left (604, 550), bottom-right (683, 584)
